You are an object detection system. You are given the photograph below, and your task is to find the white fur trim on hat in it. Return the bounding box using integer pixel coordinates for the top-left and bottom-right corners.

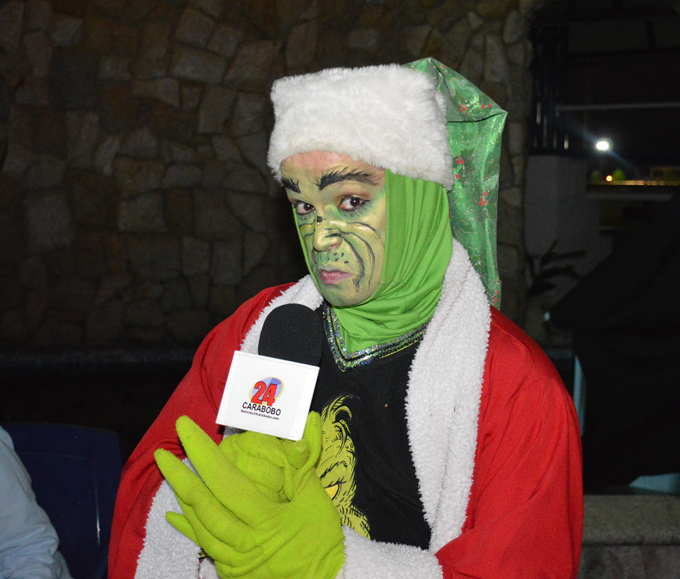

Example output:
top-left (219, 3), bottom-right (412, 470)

top-left (267, 65), bottom-right (454, 189)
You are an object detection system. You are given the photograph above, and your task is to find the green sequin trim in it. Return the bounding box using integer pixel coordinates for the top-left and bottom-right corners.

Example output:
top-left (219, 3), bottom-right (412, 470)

top-left (322, 303), bottom-right (427, 372)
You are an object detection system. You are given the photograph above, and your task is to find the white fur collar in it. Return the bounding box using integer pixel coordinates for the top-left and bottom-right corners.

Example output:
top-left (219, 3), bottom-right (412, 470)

top-left (406, 238), bottom-right (490, 551)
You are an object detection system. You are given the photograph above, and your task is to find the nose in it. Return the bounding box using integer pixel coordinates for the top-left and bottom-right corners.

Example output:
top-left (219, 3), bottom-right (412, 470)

top-left (312, 218), bottom-right (341, 252)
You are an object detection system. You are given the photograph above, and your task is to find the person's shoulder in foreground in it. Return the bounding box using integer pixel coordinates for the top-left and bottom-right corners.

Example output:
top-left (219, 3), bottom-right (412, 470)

top-left (0, 427), bottom-right (73, 579)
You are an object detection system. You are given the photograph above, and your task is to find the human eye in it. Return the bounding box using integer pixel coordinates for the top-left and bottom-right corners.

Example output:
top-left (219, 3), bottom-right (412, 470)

top-left (338, 195), bottom-right (368, 212)
top-left (292, 200), bottom-right (315, 216)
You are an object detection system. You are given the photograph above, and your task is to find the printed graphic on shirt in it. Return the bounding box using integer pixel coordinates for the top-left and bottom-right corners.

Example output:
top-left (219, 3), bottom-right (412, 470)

top-left (316, 395), bottom-right (370, 538)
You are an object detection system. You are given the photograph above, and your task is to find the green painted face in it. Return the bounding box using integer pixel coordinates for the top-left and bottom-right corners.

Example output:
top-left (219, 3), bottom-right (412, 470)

top-left (281, 152), bottom-right (387, 307)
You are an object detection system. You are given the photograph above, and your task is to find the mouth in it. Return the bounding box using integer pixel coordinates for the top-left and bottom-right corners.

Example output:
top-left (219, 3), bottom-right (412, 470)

top-left (318, 269), bottom-right (352, 285)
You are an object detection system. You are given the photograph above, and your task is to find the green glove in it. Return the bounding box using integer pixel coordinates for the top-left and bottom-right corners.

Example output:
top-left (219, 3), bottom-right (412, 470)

top-left (218, 428), bottom-right (311, 503)
top-left (155, 414), bottom-right (345, 579)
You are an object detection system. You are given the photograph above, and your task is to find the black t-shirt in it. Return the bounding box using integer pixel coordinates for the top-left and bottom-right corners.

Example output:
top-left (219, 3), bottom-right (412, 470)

top-left (310, 306), bottom-right (431, 549)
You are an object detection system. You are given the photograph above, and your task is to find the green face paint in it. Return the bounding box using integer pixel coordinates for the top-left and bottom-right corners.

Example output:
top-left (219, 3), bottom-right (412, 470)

top-left (281, 152), bottom-right (387, 307)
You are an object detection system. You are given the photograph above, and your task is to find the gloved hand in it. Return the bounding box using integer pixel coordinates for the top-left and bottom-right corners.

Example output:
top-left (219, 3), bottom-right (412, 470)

top-left (217, 428), bottom-right (311, 503)
top-left (155, 413), bottom-right (345, 579)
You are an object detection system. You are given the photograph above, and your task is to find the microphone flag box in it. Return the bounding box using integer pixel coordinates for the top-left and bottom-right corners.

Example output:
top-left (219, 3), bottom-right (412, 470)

top-left (216, 350), bottom-right (320, 441)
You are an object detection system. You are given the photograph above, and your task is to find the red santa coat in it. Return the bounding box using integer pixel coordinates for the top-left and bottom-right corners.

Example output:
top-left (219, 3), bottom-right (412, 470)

top-left (109, 240), bottom-right (582, 579)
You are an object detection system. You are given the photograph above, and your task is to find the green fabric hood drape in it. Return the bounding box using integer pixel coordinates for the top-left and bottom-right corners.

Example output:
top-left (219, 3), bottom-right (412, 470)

top-left (331, 172), bottom-right (453, 352)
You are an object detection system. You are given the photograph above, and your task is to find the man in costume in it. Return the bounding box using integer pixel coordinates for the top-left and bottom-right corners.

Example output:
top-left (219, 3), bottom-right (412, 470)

top-left (109, 59), bottom-right (583, 579)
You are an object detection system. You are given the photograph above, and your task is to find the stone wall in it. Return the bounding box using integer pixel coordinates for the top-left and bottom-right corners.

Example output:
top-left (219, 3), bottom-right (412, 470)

top-left (0, 0), bottom-right (545, 350)
top-left (580, 495), bottom-right (680, 579)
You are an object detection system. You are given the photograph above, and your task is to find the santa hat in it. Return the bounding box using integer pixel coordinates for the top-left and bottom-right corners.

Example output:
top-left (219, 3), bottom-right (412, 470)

top-left (267, 64), bottom-right (454, 189)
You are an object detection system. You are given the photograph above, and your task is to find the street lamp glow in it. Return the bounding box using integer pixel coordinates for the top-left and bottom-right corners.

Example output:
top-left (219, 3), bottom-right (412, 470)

top-left (595, 138), bottom-right (612, 152)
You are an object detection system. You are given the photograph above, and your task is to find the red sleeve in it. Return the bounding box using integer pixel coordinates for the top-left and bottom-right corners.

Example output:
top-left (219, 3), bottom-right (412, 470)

top-left (108, 284), bottom-right (292, 579)
top-left (436, 309), bottom-right (583, 579)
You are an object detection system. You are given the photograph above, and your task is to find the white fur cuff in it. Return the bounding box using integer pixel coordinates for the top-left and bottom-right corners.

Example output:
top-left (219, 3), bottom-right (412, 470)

top-left (341, 527), bottom-right (443, 579)
top-left (268, 65), bottom-right (454, 189)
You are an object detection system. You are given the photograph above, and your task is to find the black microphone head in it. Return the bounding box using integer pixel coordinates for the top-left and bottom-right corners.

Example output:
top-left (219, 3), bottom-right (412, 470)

top-left (258, 304), bottom-right (323, 366)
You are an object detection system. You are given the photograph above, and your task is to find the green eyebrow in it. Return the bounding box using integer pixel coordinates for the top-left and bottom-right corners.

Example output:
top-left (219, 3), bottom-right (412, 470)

top-left (317, 169), bottom-right (379, 190)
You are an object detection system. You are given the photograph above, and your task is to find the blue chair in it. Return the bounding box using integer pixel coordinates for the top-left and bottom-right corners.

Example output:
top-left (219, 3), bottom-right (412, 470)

top-left (2, 423), bottom-right (122, 579)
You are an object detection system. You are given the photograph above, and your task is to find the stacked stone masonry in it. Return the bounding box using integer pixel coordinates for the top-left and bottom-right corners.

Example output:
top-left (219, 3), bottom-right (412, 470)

top-left (0, 0), bottom-right (545, 350)
top-left (579, 495), bottom-right (680, 579)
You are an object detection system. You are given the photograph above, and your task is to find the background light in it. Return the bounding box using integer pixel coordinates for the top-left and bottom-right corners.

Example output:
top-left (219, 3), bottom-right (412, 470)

top-left (595, 138), bottom-right (613, 152)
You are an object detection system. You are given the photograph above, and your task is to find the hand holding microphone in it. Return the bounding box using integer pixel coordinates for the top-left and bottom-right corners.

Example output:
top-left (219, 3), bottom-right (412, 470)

top-left (155, 412), bottom-right (344, 579)
top-left (154, 305), bottom-right (345, 579)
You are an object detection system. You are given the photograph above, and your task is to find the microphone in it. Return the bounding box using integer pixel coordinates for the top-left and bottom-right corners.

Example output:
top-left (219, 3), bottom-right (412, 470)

top-left (216, 303), bottom-right (323, 440)
top-left (258, 304), bottom-right (323, 366)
